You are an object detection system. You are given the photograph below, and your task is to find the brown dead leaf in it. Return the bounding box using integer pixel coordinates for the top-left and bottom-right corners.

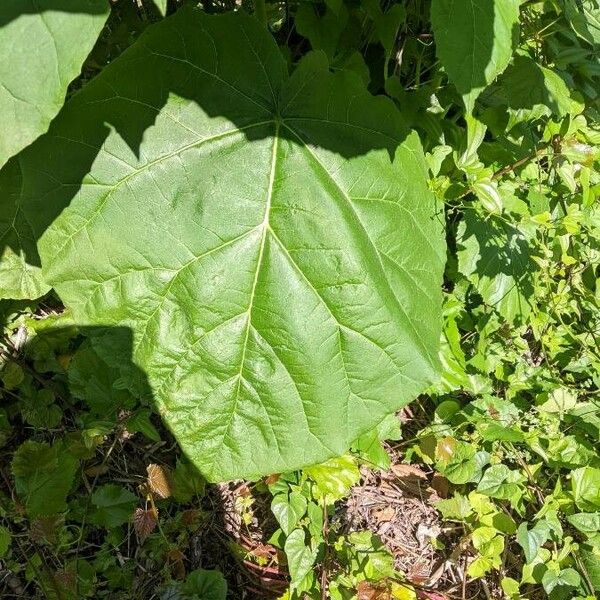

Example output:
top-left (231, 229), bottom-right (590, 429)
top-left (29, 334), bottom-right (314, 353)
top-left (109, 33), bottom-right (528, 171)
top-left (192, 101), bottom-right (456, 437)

top-left (407, 558), bottom-right (431, 584)
top-left (431, 473), bottom-right (449, 498)
top-left (147, 463), bottom-right (172, 499)
top-left (391, 464), bottom-right (428, 480)
top-left (416, 592), bottom-right (449, 600)
top-left (134, 508), bottom-right (157, 541)
top-left (167, 548), bottom-right (186, 580)
top-left (84, 464), bottom-right (109, 478)
top-left (181, 509), bottom-right (201, 528)
top-left (264, 473), bottom-right (280, 486)
top-left (374, 506), bottom-right (396, 523)
top-left (357, 580), bottom-right (390, 600)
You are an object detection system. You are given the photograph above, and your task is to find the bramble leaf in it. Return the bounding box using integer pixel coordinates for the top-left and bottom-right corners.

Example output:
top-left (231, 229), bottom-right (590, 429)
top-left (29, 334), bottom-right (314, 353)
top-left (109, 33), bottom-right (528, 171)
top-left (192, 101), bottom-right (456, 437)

top-left (90, 484), bottom-right (137, 528)
top-left (11, 440), bottom-right (78, 517)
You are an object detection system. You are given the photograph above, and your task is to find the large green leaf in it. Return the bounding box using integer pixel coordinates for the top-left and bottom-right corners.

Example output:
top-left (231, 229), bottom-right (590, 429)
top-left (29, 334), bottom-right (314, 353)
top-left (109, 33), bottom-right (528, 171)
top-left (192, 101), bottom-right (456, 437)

top-left (0, 0), bottom-right (109, 299)
top-left (17, 8), bottom-right (444, 481)
top-left (0, 0), bottom-right (109, 168)
top-left (430, 0), bottom-right (520, 112)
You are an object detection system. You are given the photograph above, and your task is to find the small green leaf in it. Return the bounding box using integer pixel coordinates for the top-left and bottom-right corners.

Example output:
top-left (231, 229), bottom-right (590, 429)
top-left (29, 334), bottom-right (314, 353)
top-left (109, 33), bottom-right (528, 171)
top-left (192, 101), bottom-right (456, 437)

top-left (126, 410), bottom-right (161, 443)
top-left (477, 464), bottom-right (523, 500)
top-left (437, 441), bottom-right (478, 484)
top-left (1, 361), bottom-right (24, 389)
top-left (171, 460), bottom-right (206, 504)
top-left (517, 520), bottom-right (551, 564)
top-left (572, 467), bottom-right (600, 511)
top-left (538, 388), bottom-right (578, 414)
top-left (90, 485), bottom-right (137, 528)
top-left (284, 529), bottom-right (317, 585)
top-left (435, 493), bottom-right (473, 520)
top-left (182, 569), bottom-right (227, 600)
top-left (271, 491), bottom-right (307, 536)
top-left (305, 455), bottom-right (360, 503)
top-left (567, 512), bottom-right (600, 534)
top-left (542, 568), bottom-right (581, 595)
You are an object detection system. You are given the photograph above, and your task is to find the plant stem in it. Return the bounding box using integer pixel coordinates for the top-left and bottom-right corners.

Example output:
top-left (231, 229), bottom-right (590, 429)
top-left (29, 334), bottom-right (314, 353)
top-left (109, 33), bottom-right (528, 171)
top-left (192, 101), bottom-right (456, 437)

top-left (254, 0), bottom-right (267, 28)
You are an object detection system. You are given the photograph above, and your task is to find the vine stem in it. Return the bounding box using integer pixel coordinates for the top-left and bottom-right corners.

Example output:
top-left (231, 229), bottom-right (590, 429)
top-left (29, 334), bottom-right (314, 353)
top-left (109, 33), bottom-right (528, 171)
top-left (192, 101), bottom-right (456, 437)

top-left (254, 0), bottom-right (267, 28)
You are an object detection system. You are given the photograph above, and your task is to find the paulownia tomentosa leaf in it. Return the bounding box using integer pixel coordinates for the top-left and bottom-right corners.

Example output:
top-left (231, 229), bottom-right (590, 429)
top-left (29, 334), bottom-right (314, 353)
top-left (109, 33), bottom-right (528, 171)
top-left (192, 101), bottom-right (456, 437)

top-left (0, 0), bottom-right (109, 299)
top-left (17, 7), bottom-right (444, 481)
top-left (0, 0), bottom-right (109, 169)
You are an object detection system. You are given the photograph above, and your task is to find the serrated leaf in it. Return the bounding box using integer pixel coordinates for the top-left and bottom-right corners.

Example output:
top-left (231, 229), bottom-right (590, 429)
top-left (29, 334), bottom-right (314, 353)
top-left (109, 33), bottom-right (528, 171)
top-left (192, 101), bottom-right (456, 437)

top-left (430, 0), bottom-right (520, 112)
top-left (172, 459), bottom-right (206, 504)
top-left (182, 569), bottom-right (227, 599)
top-left (90, 484), bottom-right (137, 528)
top-left (133, 507), bottom-right (157, 542)
top-left (17, 8), bottom-right (443, 482)
top-left (11, 440), bottom-right (78, 517)
top-left (68, 342), bottom-right (136, 416)
top-left (146, 464), bottom-right (172, 499)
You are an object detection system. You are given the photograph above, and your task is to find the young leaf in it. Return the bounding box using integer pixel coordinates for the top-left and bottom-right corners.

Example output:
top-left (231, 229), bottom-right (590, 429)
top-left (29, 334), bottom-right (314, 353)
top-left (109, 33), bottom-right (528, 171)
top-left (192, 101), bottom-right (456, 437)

top-left (305, 455), bottom-right (360, 502)
top-left (22, 8), bottom-right (444, 482)
top-left (133, 507), bottom-right (158, 542)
